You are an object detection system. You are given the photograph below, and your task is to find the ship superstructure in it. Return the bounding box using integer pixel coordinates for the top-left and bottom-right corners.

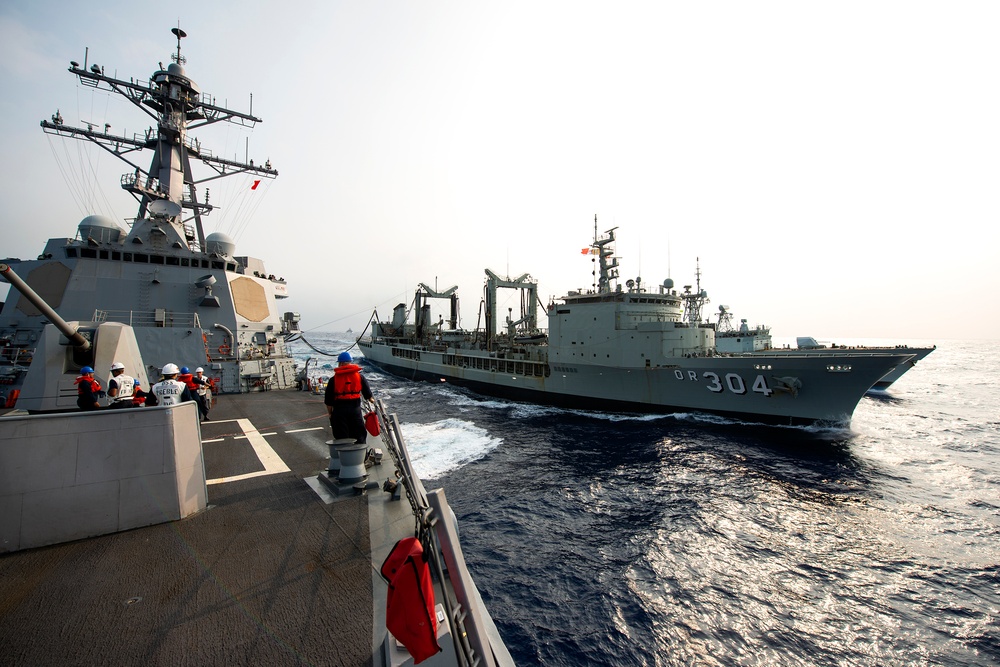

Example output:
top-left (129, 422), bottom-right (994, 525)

top-left (361, 218), bottom-right (914, 426)
top-left (0, 28), bottom-right (300, 402)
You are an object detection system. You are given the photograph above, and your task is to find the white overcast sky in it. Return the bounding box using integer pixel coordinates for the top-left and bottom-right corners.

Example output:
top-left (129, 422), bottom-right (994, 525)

top-left (2, 2), bottom-right (998, 340)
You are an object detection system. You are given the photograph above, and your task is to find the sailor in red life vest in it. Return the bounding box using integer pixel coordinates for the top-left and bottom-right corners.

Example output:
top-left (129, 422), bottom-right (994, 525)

top-left (177, 367), bottom-right (195, 391)
top-left (75, 366), bottom-right (103, 411)
top-left (324, 351), bottom-right (374, 443)
top-left (146, 363), bottom-right (195, 407)
top-left (131, 378), bottom-right (147, 407)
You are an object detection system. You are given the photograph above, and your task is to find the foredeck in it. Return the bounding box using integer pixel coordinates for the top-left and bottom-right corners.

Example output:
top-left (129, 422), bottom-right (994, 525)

top-left (0, 390), bottom-right (393, 666)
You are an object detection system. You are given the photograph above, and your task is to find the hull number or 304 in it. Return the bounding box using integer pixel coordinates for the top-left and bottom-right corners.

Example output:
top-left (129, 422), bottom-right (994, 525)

top-left (673, 370), bottom-right (774, 397)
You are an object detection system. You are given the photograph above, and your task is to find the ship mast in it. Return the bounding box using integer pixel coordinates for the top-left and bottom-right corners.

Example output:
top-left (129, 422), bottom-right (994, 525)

top-left (40, 27), bottom-right (278, 252)
top-left (682, 257), bottom-right (709, 326)
top-left (591, 215), bottom-right (619, 294)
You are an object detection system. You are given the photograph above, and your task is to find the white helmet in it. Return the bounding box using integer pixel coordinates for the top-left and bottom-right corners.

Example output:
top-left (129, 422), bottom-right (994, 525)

top-left (162, 363), bottom-right (180, 375)
top-left (195, 367), bottom-right (204, 373)
top-left (111, 362), bottom-right (125, 371)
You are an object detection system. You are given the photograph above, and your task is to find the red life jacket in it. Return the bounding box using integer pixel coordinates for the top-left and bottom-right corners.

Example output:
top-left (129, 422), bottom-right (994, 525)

top-left (332, 364), bottom-right (363, 400)
top-left (380, 537), bottom-right (440, 664)
top-left (75, 376), bottom-right (101, 395)
top-left (177, 373), bottom-right (197, 391)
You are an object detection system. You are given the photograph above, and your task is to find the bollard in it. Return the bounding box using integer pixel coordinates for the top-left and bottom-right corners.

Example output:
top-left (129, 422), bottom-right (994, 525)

top-left (334, 438), bottom-right (369, 484)
top-left (326, 438), bottom-right (341, 474)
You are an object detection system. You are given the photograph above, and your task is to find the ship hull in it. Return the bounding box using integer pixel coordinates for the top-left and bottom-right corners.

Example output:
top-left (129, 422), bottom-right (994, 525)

top-left (744, 345), bottom-right (936, 390)
top-left (360, 341), bottom-right (913, 426)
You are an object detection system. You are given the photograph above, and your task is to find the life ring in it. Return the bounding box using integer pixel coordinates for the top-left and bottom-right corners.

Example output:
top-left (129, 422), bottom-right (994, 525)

top-left (219, 344), bottom-right (231, 355)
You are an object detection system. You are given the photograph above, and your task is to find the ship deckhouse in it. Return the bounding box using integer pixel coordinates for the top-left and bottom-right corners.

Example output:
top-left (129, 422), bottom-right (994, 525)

top-left (550, 224), bottom-right (714, 367)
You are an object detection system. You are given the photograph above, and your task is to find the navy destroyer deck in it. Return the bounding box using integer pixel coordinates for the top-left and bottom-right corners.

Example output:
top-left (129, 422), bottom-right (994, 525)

top-left (0, 390), bottom-right (398, 666)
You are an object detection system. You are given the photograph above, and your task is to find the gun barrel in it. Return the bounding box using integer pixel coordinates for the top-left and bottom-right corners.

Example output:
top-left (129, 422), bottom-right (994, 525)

top-left (0, 263), bottom-right (91, 351)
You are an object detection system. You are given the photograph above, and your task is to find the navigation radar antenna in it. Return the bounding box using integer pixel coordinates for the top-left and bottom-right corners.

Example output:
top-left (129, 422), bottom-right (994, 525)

top-left (171, 26), bottom-right (187, 65)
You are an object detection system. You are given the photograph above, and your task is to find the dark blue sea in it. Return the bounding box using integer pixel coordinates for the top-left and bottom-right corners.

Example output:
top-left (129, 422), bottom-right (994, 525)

top-left (292, 335), bottom-right (999, 667)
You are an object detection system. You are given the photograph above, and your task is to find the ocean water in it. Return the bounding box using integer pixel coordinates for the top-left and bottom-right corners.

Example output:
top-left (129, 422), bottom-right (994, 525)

top-left (292, 335), bottom-right (999, 666)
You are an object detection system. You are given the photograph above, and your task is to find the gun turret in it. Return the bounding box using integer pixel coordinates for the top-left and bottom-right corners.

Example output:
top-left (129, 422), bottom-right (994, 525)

top-left (1, 263), bottom-right (91, 352)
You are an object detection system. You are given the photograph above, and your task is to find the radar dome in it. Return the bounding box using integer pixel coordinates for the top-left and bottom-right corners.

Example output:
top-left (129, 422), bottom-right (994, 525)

top-left (78, 214), bottom-right (123, 243)
top-left (663, 278), bottom-right (674, 289)
top-left (205, 232), bottom-right (236, 258)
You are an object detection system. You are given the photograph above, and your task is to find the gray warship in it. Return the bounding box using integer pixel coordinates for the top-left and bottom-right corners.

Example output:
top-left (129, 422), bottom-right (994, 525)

top-left (361, 219), bottom-right (915, 426)
top-left (1, 27), bottom-right (298, 410)
top-left (0, 28), bottom-right (512, 666)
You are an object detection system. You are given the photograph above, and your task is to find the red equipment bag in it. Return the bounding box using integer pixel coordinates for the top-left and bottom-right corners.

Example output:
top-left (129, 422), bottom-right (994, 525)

top-left (365, 411), bottom-right (381, 437)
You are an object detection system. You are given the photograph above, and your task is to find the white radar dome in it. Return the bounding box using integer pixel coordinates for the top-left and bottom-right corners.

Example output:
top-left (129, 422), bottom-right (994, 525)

top-left (205, 232), bottom-right (236, 258)
top-left (78, 214), bottom-right (123, 243)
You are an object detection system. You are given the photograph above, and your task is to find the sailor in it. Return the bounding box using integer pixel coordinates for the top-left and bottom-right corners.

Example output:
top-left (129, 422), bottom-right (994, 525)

top-left (147, 363), bottom-right (195, 407)
top-left (106, 361), bottom-right (136, 409)
top-left (324, 352), bottom-right (374, 444)
top-left (75, 366), bottom-right (103, 411)
top-left (177, 366), bottom-right (195, 391)
top-left (131, 378), bottom-right (148, 407)
top-left (191, 367), bottom-right (212, 421)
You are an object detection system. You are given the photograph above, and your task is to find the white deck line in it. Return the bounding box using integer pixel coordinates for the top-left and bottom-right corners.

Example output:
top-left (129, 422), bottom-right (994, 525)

top-left (205, 417), bottom-right (291, 485)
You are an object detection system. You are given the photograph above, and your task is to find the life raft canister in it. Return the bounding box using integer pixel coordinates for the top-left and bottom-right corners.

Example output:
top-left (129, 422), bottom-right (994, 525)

top-left (380, 537), bottom-right (440, 664)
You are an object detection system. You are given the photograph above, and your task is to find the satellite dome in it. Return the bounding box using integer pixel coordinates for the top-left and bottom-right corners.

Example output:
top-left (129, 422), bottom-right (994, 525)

top-left (78, 214), bottom-right (123, 243)
top-left (167, 62), bottom-right (186, 76)
top-left (663, 278), bottom-right (674, 289)
top-left (205, 232), bottom-right (236, 258)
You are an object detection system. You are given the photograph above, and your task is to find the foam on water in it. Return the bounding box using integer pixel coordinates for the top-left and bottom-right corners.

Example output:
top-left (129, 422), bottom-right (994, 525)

top-left (397, 418), bottom-right (502, 479)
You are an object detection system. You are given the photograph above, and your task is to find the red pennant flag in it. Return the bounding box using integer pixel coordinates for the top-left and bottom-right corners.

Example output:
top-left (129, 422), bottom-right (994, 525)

top-left (251, 180), bottom-right (261, 190)
top-left (581, 247), bottom-right (590, 255)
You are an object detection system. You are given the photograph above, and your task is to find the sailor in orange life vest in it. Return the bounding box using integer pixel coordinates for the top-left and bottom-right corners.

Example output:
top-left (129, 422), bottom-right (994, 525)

top-left (324, 351), bottom-right (375, 443)
top-left (75, 366), bottom-right (104, 411)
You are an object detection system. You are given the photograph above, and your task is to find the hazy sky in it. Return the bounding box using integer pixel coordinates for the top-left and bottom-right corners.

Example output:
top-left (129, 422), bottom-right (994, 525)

top-left (2, 2), bottom-right (998, 340)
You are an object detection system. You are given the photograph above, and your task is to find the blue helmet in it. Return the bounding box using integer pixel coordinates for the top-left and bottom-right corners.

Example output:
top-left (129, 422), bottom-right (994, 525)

top-left (180, 366), bottom-right (190, 374)
top-left (337, 351), bottom-right (353, 363)
top-left (80, 366), bottom-right (94, 375)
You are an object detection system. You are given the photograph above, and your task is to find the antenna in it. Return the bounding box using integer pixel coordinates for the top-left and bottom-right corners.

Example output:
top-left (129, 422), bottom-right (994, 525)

top-left (171, 26), bottom-right (187, 66)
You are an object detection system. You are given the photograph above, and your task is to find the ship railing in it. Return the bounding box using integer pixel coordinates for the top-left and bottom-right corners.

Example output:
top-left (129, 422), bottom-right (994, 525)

top-left (373, 398), bottom-right (510, 667)
top-left (0, 346), bottom-right (34, 364)
top-left (120, 172), bottom-right (166, 199)
top-left (93, 310), bottom-right (203, 329)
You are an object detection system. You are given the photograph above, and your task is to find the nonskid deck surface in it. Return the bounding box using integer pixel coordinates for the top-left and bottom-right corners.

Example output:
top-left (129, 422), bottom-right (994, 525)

top-left (0, 391), bottom-right (383, 666)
